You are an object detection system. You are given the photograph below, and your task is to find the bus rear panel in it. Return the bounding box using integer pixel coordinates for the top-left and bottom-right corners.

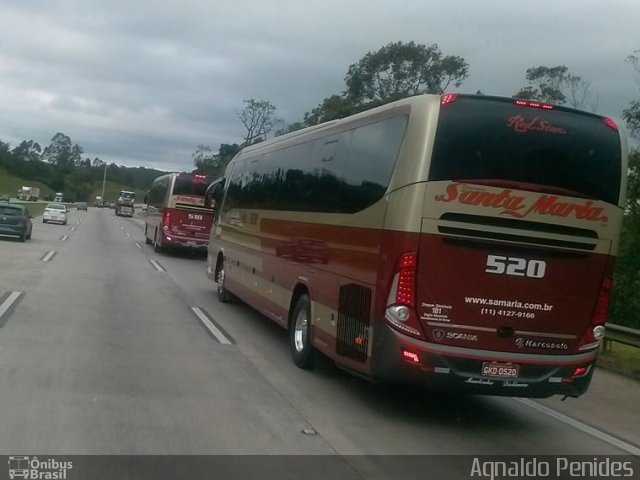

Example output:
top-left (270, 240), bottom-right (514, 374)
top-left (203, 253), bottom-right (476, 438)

top-left (374, 95), bottom-right (625, 398)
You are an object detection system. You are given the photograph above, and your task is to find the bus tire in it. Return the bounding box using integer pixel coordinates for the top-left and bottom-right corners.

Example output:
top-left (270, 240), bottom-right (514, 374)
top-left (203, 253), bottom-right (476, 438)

top-left (144, 225), bottom-right (152, 244)
top-left (216, 261), bottom-right (233, 303)
top-left (290, 294), bottom-right (315, 370)
top-left (154, 229), bottom-right (163, 253)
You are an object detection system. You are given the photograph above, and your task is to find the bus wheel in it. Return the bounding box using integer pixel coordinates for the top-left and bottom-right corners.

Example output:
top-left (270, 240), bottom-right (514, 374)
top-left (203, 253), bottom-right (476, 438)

top-left (290, 294), bottom-right (315, 370)
top-left (154, 229), bottom-right (163, 253)
top-left (216, 262), bottom-right (233, 303)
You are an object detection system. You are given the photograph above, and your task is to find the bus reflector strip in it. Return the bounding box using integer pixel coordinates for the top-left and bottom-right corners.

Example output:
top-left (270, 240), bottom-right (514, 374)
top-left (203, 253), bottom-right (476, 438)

top-left (572, 366), bottom-right (589, 377)
top-left (402, 349), bottom-right (420, 363)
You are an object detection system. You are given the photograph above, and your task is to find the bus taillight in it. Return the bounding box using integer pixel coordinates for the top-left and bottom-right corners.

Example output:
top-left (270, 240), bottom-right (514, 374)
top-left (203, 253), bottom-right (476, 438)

top-left (514, 99), bottom-right (554, 110)
top-left (578, 266), bottom-right (614, 351)
top-left (385, 252), bottom-right (425, 338)
top-left (395, 252), bottom-right (416, 306)
top-left (441, 93), bottom-right (458, 105)
top-left (162, 209), bottom-right (171, 230)
top-left (603, 117), bottom-right (618, 130)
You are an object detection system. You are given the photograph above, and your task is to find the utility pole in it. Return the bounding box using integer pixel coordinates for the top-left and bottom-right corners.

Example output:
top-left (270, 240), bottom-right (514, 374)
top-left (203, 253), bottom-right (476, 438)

top-left (101, 163), bottom-right (107, 205)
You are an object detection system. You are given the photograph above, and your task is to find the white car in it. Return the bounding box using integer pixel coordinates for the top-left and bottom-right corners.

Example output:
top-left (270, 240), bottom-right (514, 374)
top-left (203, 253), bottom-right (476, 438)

top-left (43, 203), bottom-right (68, 225)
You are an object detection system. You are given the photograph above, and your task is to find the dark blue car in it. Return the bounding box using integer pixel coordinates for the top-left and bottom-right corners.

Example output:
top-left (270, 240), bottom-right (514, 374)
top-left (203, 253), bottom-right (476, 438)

top-left (0, 203), bottom-right (33, 242)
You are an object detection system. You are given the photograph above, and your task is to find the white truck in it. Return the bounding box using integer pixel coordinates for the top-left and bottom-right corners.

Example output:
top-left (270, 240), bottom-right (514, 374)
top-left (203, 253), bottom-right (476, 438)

top-left (17, 186), bottom-right (40, 201)
top-left (115, 191), bottom-right (135, 217)
top-left (95, 196), bottom-right (103, 207)
top-left (54, 192), bottom-right (63, 202)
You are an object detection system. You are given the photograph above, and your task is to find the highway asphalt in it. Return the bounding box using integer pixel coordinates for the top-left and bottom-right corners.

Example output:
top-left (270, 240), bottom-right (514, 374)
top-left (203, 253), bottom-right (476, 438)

top-left (0, 208), bottom-right (638, 478)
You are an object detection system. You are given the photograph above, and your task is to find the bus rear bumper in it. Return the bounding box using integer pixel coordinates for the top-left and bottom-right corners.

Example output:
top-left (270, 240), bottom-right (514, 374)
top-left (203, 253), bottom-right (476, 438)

top-left (371, 324), bottom-right (596, 398)
top-left (162, 233), bottom-right (208, 250)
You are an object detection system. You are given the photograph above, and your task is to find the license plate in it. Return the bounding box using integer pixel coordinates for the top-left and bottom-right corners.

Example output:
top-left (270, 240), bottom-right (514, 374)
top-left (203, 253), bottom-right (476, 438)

top-left (481, 362), bottom-right (519, 378)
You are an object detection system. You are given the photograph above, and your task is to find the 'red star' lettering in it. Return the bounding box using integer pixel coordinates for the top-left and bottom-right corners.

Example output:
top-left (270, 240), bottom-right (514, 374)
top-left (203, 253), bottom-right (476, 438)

top-left (507, 115), bottom-right (567, 135)
top-left (435, 183), bottom-right (608, 222)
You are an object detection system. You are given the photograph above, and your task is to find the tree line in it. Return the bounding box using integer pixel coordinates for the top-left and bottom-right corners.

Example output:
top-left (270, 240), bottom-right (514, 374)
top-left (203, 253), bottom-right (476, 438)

top-left (0, 133), bottom-right (166, 201)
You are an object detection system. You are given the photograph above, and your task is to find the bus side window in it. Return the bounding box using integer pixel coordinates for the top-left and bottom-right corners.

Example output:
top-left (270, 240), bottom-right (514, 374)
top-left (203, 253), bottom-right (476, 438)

top-left (224, 160), bottom-right (247, 214)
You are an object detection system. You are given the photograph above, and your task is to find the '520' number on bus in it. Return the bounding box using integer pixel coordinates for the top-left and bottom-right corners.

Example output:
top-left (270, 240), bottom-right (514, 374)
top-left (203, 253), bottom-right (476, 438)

top-left (485, 255), bottom-right (546, 279)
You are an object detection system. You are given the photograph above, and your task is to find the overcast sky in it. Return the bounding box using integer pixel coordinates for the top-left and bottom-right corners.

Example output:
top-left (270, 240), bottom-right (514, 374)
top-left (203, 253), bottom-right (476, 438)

top-left (0, 0), bottom-right (638, 171)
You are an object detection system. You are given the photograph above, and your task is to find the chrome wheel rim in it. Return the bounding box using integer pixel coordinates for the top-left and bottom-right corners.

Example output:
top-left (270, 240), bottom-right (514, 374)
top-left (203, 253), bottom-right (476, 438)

top-left (217, 267), bottom-right (225, 293)
top-left (294, 308), bottom-right (308, 352)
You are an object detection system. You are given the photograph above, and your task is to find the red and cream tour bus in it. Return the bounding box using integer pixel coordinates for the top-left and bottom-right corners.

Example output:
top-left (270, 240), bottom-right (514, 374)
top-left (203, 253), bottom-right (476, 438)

top-left (206, 93), bottom-right (627, 398)
top-left (144, 172), bottom-right (213, 252)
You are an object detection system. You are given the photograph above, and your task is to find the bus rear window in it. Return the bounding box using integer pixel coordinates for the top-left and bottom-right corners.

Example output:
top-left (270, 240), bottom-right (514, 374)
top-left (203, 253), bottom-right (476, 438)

top-left (429, 96), bottom-right (622, 205)
top-left (172, 175), bottom-right (210, 197)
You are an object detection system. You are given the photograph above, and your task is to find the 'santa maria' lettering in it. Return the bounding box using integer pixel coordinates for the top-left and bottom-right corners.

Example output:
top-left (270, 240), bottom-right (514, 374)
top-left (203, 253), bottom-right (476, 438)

top-left (435, 183), bottom-right (608, 222)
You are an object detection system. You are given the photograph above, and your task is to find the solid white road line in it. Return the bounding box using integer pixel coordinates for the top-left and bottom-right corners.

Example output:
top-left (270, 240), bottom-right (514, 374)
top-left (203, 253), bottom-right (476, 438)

top-left (134, 242), bottom-right (142, 249)
top-left (517, 398), bottom-right (640, 455)
top-left (148, 259), bottom-right (165, 272)
top-left (41, 250), bottom-right (56, 262)
top-left (191, 307), bottom-right (233, 345)
top-left (0, 292), bottom-right (22, 321)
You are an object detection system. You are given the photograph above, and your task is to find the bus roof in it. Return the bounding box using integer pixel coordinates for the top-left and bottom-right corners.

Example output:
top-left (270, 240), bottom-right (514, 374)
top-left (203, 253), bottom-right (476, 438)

top-left (238, 95), bottom-right (421, 157)
top-left (238, 93), bottom-right (623, 160)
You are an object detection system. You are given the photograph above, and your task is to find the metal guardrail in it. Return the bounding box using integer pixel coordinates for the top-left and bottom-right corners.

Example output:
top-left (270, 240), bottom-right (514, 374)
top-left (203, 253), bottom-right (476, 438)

top-left (602, 323), bottom-right (640, 351)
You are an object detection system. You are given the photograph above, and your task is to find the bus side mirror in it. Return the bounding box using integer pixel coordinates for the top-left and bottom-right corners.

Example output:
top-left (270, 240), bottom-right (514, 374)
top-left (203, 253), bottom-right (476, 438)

top-left (205, 179), bottom-right (225, 209)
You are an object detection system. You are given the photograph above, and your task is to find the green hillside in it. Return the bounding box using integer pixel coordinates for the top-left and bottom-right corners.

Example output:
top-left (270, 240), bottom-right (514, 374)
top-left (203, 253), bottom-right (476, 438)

top-left (0, 168), bottom-right (55, 199)
top-left (90, 181), bottom-right (147, 203)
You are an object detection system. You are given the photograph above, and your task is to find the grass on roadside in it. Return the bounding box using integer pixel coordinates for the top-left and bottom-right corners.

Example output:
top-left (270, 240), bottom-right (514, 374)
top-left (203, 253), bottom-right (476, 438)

top-left (598, 342), bottom-right (640, 380)
top-left (26, 203), bottom-right (48, 217)
top-left (0, 168), bottom-right (55, 199)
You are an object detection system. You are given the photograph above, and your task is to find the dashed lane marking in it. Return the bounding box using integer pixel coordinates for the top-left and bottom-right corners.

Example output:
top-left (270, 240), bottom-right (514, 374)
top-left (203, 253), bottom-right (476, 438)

top-left (0, 291), bottom-right (23, 327)
top-left (190, 307), bottom-right (233, 345)
top-left (148, 259), bottom-right (165, 272)
top-left (41, 250), bottom-right (56, 262)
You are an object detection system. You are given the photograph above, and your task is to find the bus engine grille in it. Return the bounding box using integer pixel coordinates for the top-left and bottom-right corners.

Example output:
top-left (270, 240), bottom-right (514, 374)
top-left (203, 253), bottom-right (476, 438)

top-left (336, 284), bottom-right (371, 362)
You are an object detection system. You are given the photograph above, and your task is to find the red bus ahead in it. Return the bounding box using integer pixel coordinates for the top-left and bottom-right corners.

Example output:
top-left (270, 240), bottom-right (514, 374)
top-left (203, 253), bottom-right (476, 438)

top-left (206, 94), bottom-right (627, 398)
top-left (145, 173), bottom-right (213, 252)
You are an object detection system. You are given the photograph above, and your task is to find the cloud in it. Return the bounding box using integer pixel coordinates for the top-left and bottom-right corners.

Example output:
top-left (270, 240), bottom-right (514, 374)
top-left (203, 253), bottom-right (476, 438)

top-left (0, 0), bottom-right (638, 170)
